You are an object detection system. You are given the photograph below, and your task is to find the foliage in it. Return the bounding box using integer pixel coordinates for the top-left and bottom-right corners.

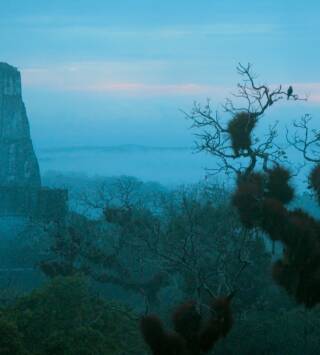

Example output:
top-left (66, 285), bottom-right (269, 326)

top-left (141, 295), bottom-right (233, 355)
top-left (188, 63), bottom-right (320, 308)
top-left (0, 317), bottom-right (28, 355)
top-left (215, 306), bottom-right (320, 355)
top-left (228, 112), bottom-right (257, 156)
top-left (38, 180), bottom-right (272, 313)
top-left (2, 276), bottom-right (144, 355)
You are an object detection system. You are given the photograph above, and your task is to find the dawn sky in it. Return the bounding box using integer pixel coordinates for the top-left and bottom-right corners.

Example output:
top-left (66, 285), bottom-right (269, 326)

top-left (1, 0), bottom-right (320, 149)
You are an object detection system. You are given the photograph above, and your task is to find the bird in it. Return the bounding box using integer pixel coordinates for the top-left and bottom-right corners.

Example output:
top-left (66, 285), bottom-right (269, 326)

top-left (287, 86), bottom-right (293, 100)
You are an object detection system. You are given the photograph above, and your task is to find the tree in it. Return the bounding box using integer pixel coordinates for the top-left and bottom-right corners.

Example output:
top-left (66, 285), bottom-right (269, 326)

top-left (136, 183), bottom-right (270, 308)
top-left (38, 196), bottom-right (170, 311)
top-left (37, 176), bottom-right (275, 352)
top-left (141, 294), bottom-right (233, 355)
top-left (0, 318), bottom-right (28, 355)
top-left (4, 276), bottom-right (144, 355)
top-left (185, 63), bottom-right (305, 177)
top-left (187, 63), bottom-right (320, 308)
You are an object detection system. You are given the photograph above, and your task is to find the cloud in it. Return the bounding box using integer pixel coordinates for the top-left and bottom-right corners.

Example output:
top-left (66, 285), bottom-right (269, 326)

top-left (21, 60), bottom-right (168, 89)
top-left (71, 82), bottom-right (225, 96)
top-left (51, 23), bottom-right (278, 39)
top-left (20, 63), bottom-right (320, 104)
top-left (23, 75), bottom-right (225, 97)
top-left (21, 62), bottom-right (227, 97)
top-left (291, 83), bottom-right (320, 104)
top-left (1, 13), bottom-right (279, 38)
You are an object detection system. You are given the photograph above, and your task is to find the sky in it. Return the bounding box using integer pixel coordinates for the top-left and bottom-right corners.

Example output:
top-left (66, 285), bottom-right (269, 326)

top-left (1, 0), bottom-right (320, 149)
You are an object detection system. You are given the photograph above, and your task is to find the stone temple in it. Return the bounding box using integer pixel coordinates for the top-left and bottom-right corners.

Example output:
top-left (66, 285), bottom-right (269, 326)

top-left (0, 63), bottom-right (67, 223)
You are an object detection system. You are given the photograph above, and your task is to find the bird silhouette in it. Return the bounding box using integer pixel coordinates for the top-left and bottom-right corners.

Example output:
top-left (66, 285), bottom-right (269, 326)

top-left (287, 86), bottom-right (293, 100)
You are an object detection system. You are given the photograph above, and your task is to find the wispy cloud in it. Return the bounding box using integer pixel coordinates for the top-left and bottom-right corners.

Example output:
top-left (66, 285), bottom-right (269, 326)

top-left (20, 63), bottom-right (320, 103)
top-left (1, 14), bottom-right (279, 38)
top-left (21, 62), bottom-right (226, 97)
top-left (23, 75), bottom-right (224, 97)
top-left (52, 23), bottom-right (278, 39)
top-left (21, 60), bottom-right (168, 90)
top-left (291, 83), bottom-right (320, 103)
top-left (72, 82), bottom-right (224, 96)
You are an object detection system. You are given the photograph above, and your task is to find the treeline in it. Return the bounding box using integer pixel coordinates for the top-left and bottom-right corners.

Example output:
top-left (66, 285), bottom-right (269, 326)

top-left (0, 175), bottom-right (319, 354)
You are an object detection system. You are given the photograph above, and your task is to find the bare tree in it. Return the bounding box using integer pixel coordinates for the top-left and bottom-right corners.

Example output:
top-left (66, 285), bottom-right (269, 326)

top-left (184, 63), bottom-right (305, 176)
top-left (287, 114), bottom-right (320, 163)
top-left (187, 64), bottom-right (320, 308)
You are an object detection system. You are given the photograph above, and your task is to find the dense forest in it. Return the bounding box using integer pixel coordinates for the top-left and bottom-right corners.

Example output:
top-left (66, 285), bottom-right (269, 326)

top-left (1, 64), bottom-right (320, 354)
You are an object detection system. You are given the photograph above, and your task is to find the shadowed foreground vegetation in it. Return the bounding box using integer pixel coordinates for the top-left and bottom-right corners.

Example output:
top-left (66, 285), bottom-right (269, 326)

top-left (1, 176), bottom-right (320, 354)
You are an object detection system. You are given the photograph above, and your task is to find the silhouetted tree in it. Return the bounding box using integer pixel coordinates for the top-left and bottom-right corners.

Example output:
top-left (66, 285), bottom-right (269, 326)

top-left (188, 63), bottom-right (320, 308)
top-left (141, 294), bottom-right (233, 355)
top-left (38, 210), bottom-right (169, 310)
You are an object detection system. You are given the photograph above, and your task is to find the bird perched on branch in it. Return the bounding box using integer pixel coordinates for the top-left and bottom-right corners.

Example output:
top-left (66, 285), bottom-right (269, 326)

top-left (287, 86), bottom-right (293, 100)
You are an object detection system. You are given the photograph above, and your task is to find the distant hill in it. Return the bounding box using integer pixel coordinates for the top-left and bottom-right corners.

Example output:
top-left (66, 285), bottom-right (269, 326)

top-left (38, 145), bottom-right (191, 154)
top-left (35, 145), bottom-right (211, 185)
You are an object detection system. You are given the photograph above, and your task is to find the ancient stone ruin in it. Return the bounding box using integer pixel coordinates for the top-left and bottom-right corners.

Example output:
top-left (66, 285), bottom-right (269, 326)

top-left (0, 63), bottom-right (67, 222)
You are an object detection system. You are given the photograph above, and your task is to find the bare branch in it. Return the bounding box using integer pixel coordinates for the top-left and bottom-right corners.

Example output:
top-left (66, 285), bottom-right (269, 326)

top-left (287, 114), bottom-right (320, 163)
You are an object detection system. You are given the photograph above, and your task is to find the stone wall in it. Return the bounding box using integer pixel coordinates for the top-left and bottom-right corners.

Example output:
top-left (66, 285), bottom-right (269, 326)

top-left (0, 186), bottom-right (68, 223)
top-left (0, 63), bottom-right (68, 223)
